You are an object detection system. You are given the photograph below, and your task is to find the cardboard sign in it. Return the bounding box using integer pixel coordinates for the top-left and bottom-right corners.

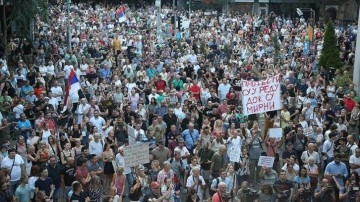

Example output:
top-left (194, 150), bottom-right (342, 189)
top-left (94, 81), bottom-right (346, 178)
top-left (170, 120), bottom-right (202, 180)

top-left (241, 75), bottom-right (282, 115)
top-left (229, 147), bottom-right (241, 162)
top-left (303, 127), bottom-right (314, 137)
top-left (257, 156), bottom-right (275, 168)
top-left (269, 128), bottom-right (283, 139)
top-left (127, 125), bottom-right (136, 145)
top-left (124, 143), bottom-right (150, 168)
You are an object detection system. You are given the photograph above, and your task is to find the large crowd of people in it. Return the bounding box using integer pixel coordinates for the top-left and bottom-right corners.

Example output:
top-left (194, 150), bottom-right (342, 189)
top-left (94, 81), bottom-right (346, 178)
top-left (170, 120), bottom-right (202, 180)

top-left (0, 0), bottom-right (359, 202)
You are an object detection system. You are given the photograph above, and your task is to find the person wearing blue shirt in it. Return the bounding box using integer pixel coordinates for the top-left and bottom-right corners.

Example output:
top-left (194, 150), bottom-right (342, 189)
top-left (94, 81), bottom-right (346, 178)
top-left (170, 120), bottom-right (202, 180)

top-left (99, 64), bottom-right (111, 83)
top-left (325, 154), bottom-right (348, 187)
top-left (293, 167), bottom-right (311, 201)
top-left (146, 66), bottom-right (156, 80)
top-left (181, 123), bottom-right (200, 153)
top-left (17, 113), bottom-right (32, 140)
top-left (20, 80), bottom-right (34, 98)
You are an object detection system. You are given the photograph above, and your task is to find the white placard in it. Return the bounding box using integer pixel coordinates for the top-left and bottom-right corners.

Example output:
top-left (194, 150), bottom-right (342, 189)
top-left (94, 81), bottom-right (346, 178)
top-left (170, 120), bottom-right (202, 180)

top-left (181, 20), bottom-right (190, 29)
top-left (269, 128), bottom-right (283, 139)
top-left (303, 127), bottom-right (314, 136)
top-left (229, 147), bottom-right (241, 162)
top-left (127, 125), bottom-right (136, 145)
top-left (124, 143), bottom-right (150, 168)
top-left (257, 156), bottom-right (275, 168)
top-left (241, 74), bottom-right (282, 115)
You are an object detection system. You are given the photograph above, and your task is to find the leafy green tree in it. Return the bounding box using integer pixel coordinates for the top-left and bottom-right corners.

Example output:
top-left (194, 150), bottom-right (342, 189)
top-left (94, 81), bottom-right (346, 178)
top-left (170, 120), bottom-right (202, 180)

top-left (319, 21), bottom-right (343, 70)
top-left (2, 0), bottom-right (49, 55)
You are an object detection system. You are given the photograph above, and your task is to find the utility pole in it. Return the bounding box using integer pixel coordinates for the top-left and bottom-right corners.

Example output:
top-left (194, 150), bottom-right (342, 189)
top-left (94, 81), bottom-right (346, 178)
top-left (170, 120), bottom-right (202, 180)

top-left (353, 5), bottom-right (360, 94)
top-left (173, 0), bottom-right (177, 29)
top-left (156, 0), bottom-right (161, 43)
top-left (188, 0), bottom-right (191, 19)
top-left (67, 0), bottom-right (71, 51)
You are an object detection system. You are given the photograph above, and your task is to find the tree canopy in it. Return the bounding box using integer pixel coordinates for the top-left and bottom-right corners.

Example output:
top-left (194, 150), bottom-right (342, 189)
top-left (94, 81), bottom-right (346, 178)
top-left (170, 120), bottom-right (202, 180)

top-left (319, 21), bottom-right (343, 70)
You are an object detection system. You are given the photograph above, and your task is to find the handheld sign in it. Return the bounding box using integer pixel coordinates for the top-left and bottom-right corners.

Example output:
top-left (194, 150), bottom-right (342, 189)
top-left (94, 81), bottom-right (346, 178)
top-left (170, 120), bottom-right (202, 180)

top-left (269, 128), bottom-right (283, 139)
top-left (124, 143), bottom-right (150, 168)
top-left (229, 147), bottom-right (241, 162)
top-left (303, 127), bottom-right (314, 137)
top-left (241, 74), bottom-right (282, 115)
top-left (258, 156), bottom-right (275, 168)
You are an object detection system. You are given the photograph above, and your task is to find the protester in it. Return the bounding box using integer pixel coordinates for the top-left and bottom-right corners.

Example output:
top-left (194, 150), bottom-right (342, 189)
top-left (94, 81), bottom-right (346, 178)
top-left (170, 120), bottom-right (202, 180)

top-left (0, 0), bottom-right (359, 201)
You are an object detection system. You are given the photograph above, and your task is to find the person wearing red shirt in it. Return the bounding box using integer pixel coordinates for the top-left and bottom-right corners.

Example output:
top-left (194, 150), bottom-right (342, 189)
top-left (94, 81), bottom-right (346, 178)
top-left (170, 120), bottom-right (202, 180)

top-left (75, 157), bottom-right (91, 191)
top-left (226, 87), bottom-right (238, 99)
top-left (211, 182), bottom-right (227, 202)
top-left (344, 94), bottom-right (356, 113)
top-left (189, 80), bottom-right (201, 100)
top-left (154, 75), bottom-right (166, 91)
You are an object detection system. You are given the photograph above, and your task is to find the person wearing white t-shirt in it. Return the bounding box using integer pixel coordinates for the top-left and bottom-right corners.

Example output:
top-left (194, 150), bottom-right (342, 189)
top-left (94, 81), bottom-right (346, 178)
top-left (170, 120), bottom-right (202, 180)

top-left (50, 81), bottom-right (63, 102)
top-left (350, 148), bottom-right (360, 175)
top-left (89, 133), bottom-right (103, 160)
top-left (347, 135), bottom-right (358, 155)
top-left (63, 62), bottom-right (74, 80)
top-left (1, 148), bottom-right (25, 192)
top-left (174, 138), bottom-right (190, 167)
top-left (218, 79), bottom-right (231, 100)
top-left (89, 110), bottom-right (106, 135)
top-left (301, 143), bottom-right (321, 165)
top-left (186, 167), bottom-right (206, 201)
top-left (322, 132), bottom-right (336, 167)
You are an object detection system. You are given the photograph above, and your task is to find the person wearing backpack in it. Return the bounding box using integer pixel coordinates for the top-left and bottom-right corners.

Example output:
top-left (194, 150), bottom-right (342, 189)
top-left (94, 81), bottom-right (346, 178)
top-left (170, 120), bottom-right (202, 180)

top-left (168, 151), bottom-right (186, 186)
top-left (209, 169), bottom-right (231, 197)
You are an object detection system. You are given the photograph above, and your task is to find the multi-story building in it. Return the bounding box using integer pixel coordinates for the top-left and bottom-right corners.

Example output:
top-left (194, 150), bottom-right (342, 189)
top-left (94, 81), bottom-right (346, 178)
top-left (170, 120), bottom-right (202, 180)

top-left (223, 0), bottom-right (358, 22)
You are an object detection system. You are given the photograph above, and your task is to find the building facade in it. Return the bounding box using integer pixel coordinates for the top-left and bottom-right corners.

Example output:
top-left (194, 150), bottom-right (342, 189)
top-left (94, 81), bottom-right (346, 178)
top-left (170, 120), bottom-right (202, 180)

top-left (226, 0), bottom-right (358, 22)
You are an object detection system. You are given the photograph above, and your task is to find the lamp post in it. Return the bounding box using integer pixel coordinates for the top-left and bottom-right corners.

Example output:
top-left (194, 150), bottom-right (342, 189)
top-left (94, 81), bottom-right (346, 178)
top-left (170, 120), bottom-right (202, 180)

top-left (67, 0), bottom-right (71, 51)
top-left (173, 0), bottom-right (177, 29)
top-left (156, 0), bottom-right (161, 43)
top-left (352, 2), bottom-right (360, 94)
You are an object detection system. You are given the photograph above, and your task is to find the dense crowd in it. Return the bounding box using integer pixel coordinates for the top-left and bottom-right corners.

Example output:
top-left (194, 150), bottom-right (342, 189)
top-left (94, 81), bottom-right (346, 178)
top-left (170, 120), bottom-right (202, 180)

top-left (0, 1), bottom-right (359, 202)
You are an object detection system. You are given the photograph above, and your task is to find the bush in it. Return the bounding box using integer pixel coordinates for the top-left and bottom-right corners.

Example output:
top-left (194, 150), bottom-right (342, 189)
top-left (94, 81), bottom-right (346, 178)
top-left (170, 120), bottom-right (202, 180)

top-left (333, 66), bottom-right (353, 87)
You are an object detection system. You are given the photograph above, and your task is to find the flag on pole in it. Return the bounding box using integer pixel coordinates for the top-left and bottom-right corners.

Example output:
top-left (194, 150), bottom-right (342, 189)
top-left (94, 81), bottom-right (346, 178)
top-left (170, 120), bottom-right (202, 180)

top-left (116, 6), bottom-right (126, 23)
top-left (64, 69), bottom-right (81, 106)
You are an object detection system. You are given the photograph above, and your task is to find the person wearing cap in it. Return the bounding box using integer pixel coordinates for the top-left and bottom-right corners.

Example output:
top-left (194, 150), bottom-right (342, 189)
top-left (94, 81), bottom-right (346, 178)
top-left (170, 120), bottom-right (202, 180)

top-left (142, 181), bottom-right (171, 202)
top-left (334, 136), bottom-right (350, 165)
top-left (174, 137), bottom-right (190, 167)
top-left (282, 141), bottom-right (297, 165)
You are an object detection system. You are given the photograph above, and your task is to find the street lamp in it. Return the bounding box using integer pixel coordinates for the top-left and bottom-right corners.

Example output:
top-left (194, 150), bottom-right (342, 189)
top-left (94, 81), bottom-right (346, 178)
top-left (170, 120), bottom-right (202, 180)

top-left (155, 0), bottom-right (162, 43)
top-left (352, 0), bottom-right (360, 94)
top-left (67, 0), bottom-right (71, 51)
